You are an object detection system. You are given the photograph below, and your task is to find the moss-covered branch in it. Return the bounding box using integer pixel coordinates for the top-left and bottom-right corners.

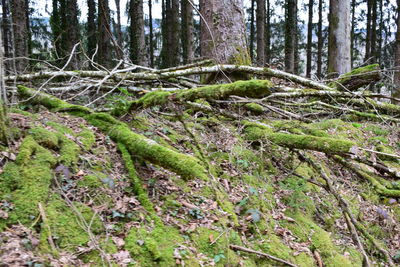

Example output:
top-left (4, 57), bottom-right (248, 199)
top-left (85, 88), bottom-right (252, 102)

top-left (17, 85), bottom-right (208, 181)
top-left (243, 122), bottom-right (356, 155)
top-left (127, 80), bottom-right (273, 112)
top-left (330, 64), bottom-right (381, 91)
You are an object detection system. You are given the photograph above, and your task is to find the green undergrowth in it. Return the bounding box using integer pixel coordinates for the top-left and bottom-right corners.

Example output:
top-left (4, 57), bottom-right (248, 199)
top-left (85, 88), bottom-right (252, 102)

top-left (2, 87), bottom-right (400, 266)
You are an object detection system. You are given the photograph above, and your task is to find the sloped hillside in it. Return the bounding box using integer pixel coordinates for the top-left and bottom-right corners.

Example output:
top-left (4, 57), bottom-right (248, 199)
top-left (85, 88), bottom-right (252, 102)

top-left (0, 80), bottom-right (399, 266)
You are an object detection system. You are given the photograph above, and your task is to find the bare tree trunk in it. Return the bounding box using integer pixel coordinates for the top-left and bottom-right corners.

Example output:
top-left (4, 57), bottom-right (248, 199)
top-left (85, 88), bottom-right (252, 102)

top-left (306, 0), bottom-right (314, 77)
top-left (317, 0), bottom-right (323, 78)
top-left (181, 0), bottom-right (194, 64)
top-left (97, 0), bottom-right (113, 68)
top-left (394, 0), bottom-right (400, 102)
top-left (365, 0), bottom-right (372, 62)
top-left (256, 0), bottom-right (265, 66)
top-left (370, 0), bottom-right (378, 63)
top-left (328, 0), bottom-right (351, 76)
top-left (129, 0), bottom-right (146, 65)
top-left (169, 0), bottom-right (180, 66)
top-left (10, 0), bottom-right (29, 72)
top-left (250, 0), bottom-right (255, 62)
top-left (351, 0), bottom-right (355, 67)
top-left (1, 0), bottom-right (12, 73)
top-left (64, 0), bottom-right (80, 69)
top-left (114, 0), bottom-right (123, 53)
top-left (265, 0), bottom-right (271, 64)
top-left (285, 0), bottom-right (297, 73)
top-left (87, 0), bottom-right (97, 60)
top-left (0, 26), bottom-right (9, 145)
top-left (199, 0), bottom-right (250, 65)
top-left (149, 0), bottom-right (154, 67)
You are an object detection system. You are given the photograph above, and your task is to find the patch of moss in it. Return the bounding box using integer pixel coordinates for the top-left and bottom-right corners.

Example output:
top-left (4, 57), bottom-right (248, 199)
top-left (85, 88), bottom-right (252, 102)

top-left (58, 134), bottom-right (80, 167)
top-left (77, 174), bottom-right (103, 189)
top-left (76, 128), bottom-right (96, 151)
top-left (0, 162), bottom-right (21, 194)
top-left (125, 226), bottom-right (185, 266)
top-left (29, 127), bottom-right (59, 149)
top-left (363, 124), bottom-right (389, 136)
top-left (285, 212), bottom-right (360, 267)
top-left (40, 197), bottom-right (103, 253)
top-left (244, 103), bottom-right (264, 115)
top-left (5, 137), bottom-right (56, 225)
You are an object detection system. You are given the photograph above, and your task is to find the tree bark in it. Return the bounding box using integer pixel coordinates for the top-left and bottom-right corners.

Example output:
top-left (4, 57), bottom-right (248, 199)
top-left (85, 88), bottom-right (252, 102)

top-left (114, 0), bottom-right (123, 55)
top-left (317, 0), bottom-right (323, 78)
top-left (370, 0), bottom-right (378, 63)
top-left (62, 0), bottom-right (80, 69)
top-left (87, 0), bottom-right (97, 60)
top-left (285, 0), bottom-right (297, 73)
top-left (306, 0), bottom-right (314, 78)
top-left (181, 0), bottom-right (194, 64)
top-left (129, 0), bottom-right (146, 66)
top-left (199, 0), bottom-right (250, 65)
top-left (149, 0), bottom-right (154, 67)
top-left (250, 0), bottom-right (255, 62)
top-left (265, 0), bottom-right (271, 65)
top-left (256, 0), bottom-right (265, 66)
top-left (365, 0), bottom-right (372, 62)
top-left (350, 0), bottom-right (355, 67)
top-left (394, 0), bottom-right (400, 102)
top-left (10, 0), bottom-right (29, 72)
top-left (1, 0), bottom-right (12, 73)
top-left (328, 0), bottom-right (351, 76)
top-left (97, 0), bottom-right (113, 69)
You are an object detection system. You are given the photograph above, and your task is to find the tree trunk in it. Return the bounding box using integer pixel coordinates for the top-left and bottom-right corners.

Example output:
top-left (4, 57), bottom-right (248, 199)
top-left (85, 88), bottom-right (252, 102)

top-left (181, 0), bottom-right (194, 64)
top-left (365, 0), bottom-right (372, 62)
top-left (114, 0), bottom-right (123, 55)
top-left (350, 0), bottom-right (355, 67)
top-left (129, 0), bottom-right (146, 66)
top-left (87, 0), bottom-right (97, 59)
top-left (63, 0), bottom-right (80, 69)
top-left (306, 0), bottom-right (314, 78)
top-left (169, 0), bottom-right (180, 66)
top-left (250, 0), bottom-right (255, 62)
top-left (328, 0), bottom-right (351, 76)
top-left (256, 0), bottom-right (265, 66)
top-left (1, 0), bottom-right (13, 73)
top-left (317, 0), bottom-right (323, 78)
top-left (149, 0), bottom-right (154, 67)
top-left (97, 0), bottom-right (113, 69)
top-left (370, 0), bottom-right (378, 63)
top-left (10, 0), bottom-right (29, 72)
top-left (394, 0), bottom-right (400, 102)
top-left (0, 25), bottom-right (9, 145)
top-left (285, 0), bottom-right (297, 73)
top-left (199, 0), bottom-right (250, 65)
top-left (265, 0), bottom-right (271, 65)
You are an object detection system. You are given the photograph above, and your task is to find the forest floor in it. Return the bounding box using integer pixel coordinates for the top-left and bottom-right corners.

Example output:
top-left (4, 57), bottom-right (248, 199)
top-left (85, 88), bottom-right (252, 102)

top-left (0, 68), bottom-right (400, 266)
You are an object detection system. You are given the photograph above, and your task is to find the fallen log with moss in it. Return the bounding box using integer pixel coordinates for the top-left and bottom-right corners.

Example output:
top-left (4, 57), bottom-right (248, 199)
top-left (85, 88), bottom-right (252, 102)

top-left (17, 85), bottom-right (208, 181)
top-left (330, 64), bottom-right (382, 91)
top-left (127, 79), bottom-right (273, 112)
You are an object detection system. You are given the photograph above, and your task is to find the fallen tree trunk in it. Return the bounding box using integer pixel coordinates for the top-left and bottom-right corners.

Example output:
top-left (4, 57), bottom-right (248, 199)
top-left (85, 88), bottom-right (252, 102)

top-left (127, 79), bottom-right (273, 112)
top-left (330, 64), bottom-right (382, 91)
top-left (17, 85), bottom-right (208, 181)
top-left (244, 122), bottom-right (357, 155)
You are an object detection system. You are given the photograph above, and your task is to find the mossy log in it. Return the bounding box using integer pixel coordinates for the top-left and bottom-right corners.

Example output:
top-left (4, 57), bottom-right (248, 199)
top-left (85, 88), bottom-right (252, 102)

top-left (127, 80), bottom-right (273, 112)
top-left (330, 64), bottom-right (381, 91)
top-left (17, 85), bottom-right (208, 180)
top-left (244, 122), bottom-right (356, 155)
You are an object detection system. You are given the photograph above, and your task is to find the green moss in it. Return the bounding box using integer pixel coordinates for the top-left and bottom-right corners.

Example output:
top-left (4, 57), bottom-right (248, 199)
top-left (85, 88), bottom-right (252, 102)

top-left (244, 103), bottom-right (264, 115)
top-left (46, 121), bottom-right (75, 135)
top-left (244, 123), bottom-right (356, 155)
top-left (5, 137), bottom-right (56, 225)
top-left (125, 226), bottom-right (185, 266)
top-left (375, 145), bottom-right (398, 162)
top-left (76, 128), bottom-right (96, 151)
top-left (80, 237), bottom-right (118, 265)
top-left (58, 134), bottom-right (80, 167)
top-left (129, 80), bottom-right (273, 111)
top-left (40, 197), bottom-right (103, 253)
top-left (0, 162), bottom-right (21, 194)
top-left (285, 212), bottom-right (359, 267)
top-left (363, 124), bottom-right (389, 136)
top-left (29, 127), bottom-right (59, 149)
top-left (77, 174), bottom-right (103, 189)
